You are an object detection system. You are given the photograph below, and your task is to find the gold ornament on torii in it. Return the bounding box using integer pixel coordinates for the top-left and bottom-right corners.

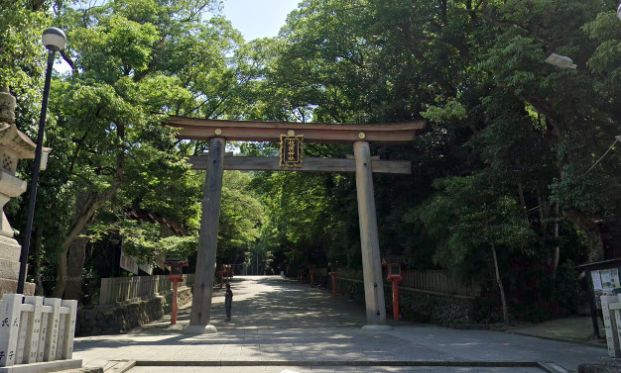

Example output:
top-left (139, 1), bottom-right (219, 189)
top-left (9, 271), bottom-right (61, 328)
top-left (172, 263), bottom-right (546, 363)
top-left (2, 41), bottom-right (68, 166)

top-left (279, 130), bottom-right (303, 168)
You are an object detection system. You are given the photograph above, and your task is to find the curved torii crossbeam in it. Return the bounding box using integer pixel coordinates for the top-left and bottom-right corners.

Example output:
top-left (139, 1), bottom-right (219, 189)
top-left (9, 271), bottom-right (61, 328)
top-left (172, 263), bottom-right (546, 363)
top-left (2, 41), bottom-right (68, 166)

top-left (168, 116), bottom-right (424, 143)
top-left (167, 116), bottom-right (425, 333)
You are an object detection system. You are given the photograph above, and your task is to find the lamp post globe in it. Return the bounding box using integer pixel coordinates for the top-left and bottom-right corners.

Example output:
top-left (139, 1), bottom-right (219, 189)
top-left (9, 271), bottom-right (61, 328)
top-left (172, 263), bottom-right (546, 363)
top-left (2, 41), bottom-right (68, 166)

top-left (42, 27), bottom-right (66, 51)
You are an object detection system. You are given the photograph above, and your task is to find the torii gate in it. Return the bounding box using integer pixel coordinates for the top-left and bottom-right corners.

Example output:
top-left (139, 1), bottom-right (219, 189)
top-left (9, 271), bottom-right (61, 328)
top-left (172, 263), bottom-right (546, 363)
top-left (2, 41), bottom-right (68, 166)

top-left (167, 117), bottom-right (425, 332)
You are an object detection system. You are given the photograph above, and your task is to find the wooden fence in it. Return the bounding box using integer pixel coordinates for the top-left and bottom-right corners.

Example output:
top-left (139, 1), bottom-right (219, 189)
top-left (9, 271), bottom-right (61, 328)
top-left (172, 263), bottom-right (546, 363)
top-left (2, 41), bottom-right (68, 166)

top-left (99, 274), bottom-right (194, 304)
top-left (400, 270), bottom-right (480, 297)
top-left (337, 269), bottom-right (480, 298)
top-left (0, 294), bottom-right (78, 368)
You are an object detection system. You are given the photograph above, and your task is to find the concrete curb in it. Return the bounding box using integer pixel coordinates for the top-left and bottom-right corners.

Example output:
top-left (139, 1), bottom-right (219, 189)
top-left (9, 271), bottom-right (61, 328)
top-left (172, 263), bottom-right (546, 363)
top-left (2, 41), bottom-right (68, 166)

top-left (506, 329), bottom-right (606, 348)
top-left (538, 362), bottom-right (572, 373)
top-left (57, 368), bottom-right (103, 373)
top-left (0, 359), bottom-right (83, 373)
top-left (131, 360), bottom-right (567, 371)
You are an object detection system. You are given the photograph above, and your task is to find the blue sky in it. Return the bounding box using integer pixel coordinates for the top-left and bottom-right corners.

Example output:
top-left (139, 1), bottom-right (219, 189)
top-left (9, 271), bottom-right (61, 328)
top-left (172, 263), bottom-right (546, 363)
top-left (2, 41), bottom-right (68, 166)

top-left (221, 0), bottom-right (301, 41)
top-left (54, 0), bottom-right (301, 73)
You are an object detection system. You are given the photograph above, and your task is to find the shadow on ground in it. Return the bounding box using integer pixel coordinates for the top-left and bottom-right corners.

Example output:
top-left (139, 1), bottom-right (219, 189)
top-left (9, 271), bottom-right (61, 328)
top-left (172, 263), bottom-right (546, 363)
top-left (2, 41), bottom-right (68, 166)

top-left (74, 276), bottom-right (606, 371)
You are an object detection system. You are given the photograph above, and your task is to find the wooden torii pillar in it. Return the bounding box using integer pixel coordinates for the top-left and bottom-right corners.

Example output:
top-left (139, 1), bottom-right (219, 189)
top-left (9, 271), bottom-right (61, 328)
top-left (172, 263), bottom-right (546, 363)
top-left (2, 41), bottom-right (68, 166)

top-left (168, 117), bottom-right (424, 333)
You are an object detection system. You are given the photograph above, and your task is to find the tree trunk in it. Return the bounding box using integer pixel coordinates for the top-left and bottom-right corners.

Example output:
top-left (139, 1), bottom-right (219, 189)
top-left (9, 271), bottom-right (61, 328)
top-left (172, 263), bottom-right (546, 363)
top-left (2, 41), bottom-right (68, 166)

top-left (491, 243), bottom-right (509, 326)
top-left (54, 246), bottom-right (67, 298)
top-left (439, 0), bottom-right (448, 25)
top-left (59, 190), bottom-right (92, 300)
top-left (52, 185), bottom-right (122, 298)
top-left (517, 182), bottom-right (529, 224)
top-left (552, 202), bottom-right (560, 279)
top-left (536, 191), bottom-right (546, 233)
top-left (53, 122), bottom-right (126, 298)
top-left (564, 209), bottom-right (605, 262)
top-left (63, 236), bottom-right (88, 301)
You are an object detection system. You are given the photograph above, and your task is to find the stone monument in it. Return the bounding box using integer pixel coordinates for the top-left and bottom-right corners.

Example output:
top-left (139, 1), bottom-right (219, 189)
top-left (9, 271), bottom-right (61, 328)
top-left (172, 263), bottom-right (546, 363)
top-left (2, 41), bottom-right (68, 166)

top-left (0, 89), bottom-right (47, 296)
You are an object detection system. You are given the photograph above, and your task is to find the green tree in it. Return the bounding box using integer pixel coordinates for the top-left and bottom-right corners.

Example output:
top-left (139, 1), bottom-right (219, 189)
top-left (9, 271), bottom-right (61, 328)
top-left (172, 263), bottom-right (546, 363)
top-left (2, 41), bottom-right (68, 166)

top-left (35, 0), bottom-right (241, 297)
top-left (415, 173), bottom-right (533, 324)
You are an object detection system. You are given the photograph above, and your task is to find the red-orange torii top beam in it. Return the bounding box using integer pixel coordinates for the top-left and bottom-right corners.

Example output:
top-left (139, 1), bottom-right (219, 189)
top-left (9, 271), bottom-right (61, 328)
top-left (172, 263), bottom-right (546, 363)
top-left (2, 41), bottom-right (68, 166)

top-left (167, 116), bottom-right (425, 143)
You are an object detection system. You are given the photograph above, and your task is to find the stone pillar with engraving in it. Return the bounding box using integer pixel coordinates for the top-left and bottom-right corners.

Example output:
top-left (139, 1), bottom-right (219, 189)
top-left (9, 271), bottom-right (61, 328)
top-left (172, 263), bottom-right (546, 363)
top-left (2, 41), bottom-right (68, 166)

top-left (0, 89), bottom-right (43, 296)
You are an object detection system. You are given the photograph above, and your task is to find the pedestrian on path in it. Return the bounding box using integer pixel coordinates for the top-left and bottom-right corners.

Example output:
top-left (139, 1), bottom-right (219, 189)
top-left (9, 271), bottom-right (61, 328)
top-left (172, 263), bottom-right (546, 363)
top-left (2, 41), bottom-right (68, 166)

top-left (225, 283), bottom-right (233, 321)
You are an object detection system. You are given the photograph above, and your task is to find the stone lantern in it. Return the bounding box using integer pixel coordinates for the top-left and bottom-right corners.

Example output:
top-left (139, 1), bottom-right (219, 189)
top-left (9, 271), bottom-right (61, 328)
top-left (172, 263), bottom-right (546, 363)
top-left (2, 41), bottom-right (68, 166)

top-left (0, 89), bottom-right (50, 295)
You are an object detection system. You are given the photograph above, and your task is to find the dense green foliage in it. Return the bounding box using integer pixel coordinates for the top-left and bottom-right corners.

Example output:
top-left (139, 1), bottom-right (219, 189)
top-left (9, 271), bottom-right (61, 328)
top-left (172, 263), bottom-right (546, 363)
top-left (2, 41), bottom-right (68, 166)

top-left (1, 0), bottom-right (620, 322)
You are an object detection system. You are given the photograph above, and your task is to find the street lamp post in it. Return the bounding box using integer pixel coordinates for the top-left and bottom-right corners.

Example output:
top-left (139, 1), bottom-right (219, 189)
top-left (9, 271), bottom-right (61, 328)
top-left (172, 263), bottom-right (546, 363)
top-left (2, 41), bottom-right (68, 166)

top-left (16, 27), bottom-right (66, 294)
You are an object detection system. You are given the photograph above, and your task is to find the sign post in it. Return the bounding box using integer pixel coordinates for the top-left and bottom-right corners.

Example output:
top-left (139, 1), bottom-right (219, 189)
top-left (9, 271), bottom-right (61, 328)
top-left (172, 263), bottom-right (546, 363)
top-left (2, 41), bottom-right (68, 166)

top-left (165, 259), bottom-right (188, 326)
top-left (386, 258), bottom-right (403, 321)
top-left (577, 259), bottom-right (621, 341)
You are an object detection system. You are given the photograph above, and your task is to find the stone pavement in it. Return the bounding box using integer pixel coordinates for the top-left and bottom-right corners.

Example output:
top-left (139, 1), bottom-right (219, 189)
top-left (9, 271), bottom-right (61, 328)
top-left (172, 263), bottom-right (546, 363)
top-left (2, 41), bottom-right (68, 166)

top-left (509, 316), bottom-right (604, 346)
top-left (73, 276), bottom-right (606, 372)
top-left (128, 366), bottom-right (543, 372)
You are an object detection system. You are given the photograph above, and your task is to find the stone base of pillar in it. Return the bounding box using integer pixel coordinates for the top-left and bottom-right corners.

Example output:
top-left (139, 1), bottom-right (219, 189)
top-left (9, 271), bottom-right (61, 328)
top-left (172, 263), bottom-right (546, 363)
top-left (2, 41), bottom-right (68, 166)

top-left (0, 234), bottom-right (33, 297)
top-left (0, 258), bottom-right (21, 281)
top-left (361, 324), bottom-right (392, 332)
top-left (184, 324), bottom-right (218, 334)
top-left (0, 235), bottom-right (22, 262)
top-left (0, 278), bottom-right (34, 297)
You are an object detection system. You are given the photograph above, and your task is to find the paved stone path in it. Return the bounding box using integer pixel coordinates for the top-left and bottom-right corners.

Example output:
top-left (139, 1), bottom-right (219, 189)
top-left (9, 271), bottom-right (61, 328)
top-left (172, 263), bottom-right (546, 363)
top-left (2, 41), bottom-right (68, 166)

top-left (509, 316), bottom-right (602, 345)
top-left (74, 276), bottom-right (606, 372)
top-left (128, 367), bottom-right (542, 372)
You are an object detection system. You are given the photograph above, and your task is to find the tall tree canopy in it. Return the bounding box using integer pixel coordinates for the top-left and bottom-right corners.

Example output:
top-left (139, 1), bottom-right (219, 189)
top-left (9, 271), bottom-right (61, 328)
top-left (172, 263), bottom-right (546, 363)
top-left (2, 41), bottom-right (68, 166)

top-left (1, 0), bottom-right (619, 322)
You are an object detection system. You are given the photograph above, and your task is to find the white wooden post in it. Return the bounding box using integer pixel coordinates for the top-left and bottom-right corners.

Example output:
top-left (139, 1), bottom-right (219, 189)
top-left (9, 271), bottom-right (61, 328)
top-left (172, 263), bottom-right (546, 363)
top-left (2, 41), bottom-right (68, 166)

top-left (14, 309), bottom-right (28, 364)
top-left (0, 294), bottom-right (23, 367)
top-left (610, 302), bottom-right (621, 360)
top-left (43, 298), bottom-right (61, 361)
top-left (135, 277), bottom-right (140, 299)
top-left (36, 305), bottom-right (48, 362)
top-left (55, 312), bottom-right (66, 360)
top-left (133, 277), bottom-right (138, 300)
top-left (0, 294), bottom-right (80, 370)
top-left (118, 279), bottom-right (123, 302)
top-left (23, 296), bottom-right (42, 364)
top-left (61, 300), bottom-right (77, 359)
top-left (601, 295), bottom-right (621, 357)
top-left (156, 276), bottom-right (161, 294)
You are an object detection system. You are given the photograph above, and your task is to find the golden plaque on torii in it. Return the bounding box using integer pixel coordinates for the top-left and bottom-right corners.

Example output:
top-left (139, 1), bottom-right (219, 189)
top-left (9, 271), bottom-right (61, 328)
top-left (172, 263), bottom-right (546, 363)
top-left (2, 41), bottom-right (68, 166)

top-left (279, 131), bottom-right (303, 168)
